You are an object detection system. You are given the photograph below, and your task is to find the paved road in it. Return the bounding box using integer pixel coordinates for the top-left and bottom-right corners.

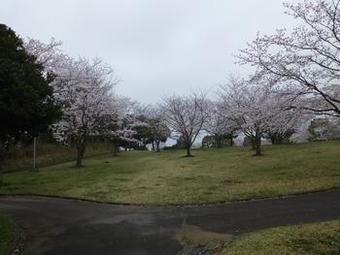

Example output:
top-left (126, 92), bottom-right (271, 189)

top-left (1, 189), bottom-right (340, 255)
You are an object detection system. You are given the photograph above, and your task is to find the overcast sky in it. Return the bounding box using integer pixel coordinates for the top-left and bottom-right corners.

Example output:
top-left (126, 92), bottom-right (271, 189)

top-left (1, 0), bottom-right (298, 103)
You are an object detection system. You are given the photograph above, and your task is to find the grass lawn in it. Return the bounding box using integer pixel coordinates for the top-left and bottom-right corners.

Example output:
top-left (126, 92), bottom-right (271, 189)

top-left (0, 141), bottom-right (339, 205)
top-left (222, 220), bottom-right (340, 255)
top-left (0, 214), bottom-right (16, 255)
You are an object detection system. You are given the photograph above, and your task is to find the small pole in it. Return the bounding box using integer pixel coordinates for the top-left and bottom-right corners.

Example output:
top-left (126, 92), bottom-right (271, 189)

top-left (33, 137), bottom-right (37, 169)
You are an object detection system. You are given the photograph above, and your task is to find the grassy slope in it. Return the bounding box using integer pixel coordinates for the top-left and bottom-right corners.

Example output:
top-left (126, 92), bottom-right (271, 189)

top-left (222, 220), bottom-right (340, 255)
top-left (3, 142), bottom-right (112, 172)
top-left (0, 141), bottom-right (339, 205)
top-left (0, 214), bottom-right (15, 255)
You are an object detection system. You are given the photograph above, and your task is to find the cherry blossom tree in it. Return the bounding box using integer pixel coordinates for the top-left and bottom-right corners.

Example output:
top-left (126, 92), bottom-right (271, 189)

top-left (24, 38), bottom-right (153, 156)
top-left (24, 38), bottom-right (122, 164)
top-left (162, 92), bottom-right (208, 157)
top-left (237, 0), bottom-right (340, 117)
top-left (120, 101), bottom-right (152, 150)
top-left (111, 103), bottom-right (170, 152)
top-left (219, 77), bottom-right (300, 156)
top-left (204, 100), bottom-right (239, 148)
top-left (147, 106), bottom-right (171, 152)
top-left (24, 37), bottom-right (67, 73)
top-left (104, 97), bottom-right (150, 153)
top-left (52, 58), bottom-right (118, 167)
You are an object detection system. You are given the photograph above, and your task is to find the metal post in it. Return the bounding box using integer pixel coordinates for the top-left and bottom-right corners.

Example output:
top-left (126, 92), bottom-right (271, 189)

top-left (33, 137), bottom-right (37, 169)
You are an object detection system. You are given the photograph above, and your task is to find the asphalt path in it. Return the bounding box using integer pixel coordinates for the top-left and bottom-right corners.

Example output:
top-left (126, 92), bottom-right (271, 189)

top-left (1, 189), bottom-right (340, 255)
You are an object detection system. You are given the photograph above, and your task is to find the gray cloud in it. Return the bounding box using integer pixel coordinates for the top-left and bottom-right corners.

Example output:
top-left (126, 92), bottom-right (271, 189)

top-left (1, 0), bottom-right (298, 103)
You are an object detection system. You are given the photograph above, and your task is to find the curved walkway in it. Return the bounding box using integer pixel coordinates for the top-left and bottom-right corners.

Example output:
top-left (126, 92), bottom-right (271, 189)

top-left (1, 189), bottom-right (340, 255)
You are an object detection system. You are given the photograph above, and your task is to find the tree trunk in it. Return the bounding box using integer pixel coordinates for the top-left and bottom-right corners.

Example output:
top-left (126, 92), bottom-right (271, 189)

top-left (276, 134), bottom-right (284, 145)
top-left (142, 139), bottom-right (147, 151)
top-left (0, 146), bottom-right (4, 186)
top-left (215, 136), bottom-right (220, 148)
top-left (76, 150), bottom-right (82, 167)
top-left (156, 141), bottom-right (160, 152)
top-left (0, 167), bottom-right (3, 187)
top-left (33, 136), bottom-right (37, 170)
top-left (76, 142), bottom-right (86, 167)
top-left (270, 136), bottom-right (276, 145)
top-left (186, 145), bottom-right (192, 157)
top-left (254, 132), bottom-right (262, 156)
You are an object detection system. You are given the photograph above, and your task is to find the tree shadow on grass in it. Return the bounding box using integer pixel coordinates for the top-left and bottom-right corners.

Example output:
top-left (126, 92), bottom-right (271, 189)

top-left (182, 155), bottom-right (195, 158)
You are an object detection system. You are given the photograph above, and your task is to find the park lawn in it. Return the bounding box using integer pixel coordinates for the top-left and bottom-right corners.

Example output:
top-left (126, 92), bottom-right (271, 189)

top-left (222, 220), bottom-right (340, 255)
top-left (0, 141), bottom-right (340, 205)
top-left (0, 214), bottom-right (16, 255)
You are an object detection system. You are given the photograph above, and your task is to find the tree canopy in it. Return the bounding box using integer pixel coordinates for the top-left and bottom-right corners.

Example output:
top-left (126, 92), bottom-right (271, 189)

top-left (0, 24), bottom-right (61, 145)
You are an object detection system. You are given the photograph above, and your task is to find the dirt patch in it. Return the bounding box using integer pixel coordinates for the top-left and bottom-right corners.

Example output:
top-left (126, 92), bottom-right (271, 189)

top-left (176, 224), bottom-right (234, 254)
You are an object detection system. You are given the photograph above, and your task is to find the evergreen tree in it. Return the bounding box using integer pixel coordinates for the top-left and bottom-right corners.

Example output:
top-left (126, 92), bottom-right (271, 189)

top-left (0, 24), bottom-right (61, 175)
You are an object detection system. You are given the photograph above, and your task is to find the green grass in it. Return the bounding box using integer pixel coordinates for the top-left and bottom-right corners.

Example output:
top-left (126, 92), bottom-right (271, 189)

top-left (1, 141), bottom-right (340, 205)
top-left (222, 220), bottom-right (340, 255)
top-left (0, 214), bottom-right (16, 255)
